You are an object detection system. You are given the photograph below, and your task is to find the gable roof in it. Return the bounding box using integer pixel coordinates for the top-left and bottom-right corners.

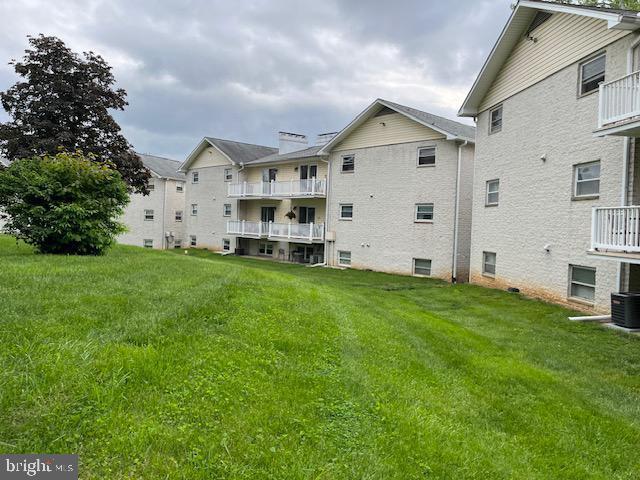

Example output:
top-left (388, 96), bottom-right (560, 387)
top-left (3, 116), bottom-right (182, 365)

top-left (319, 98), bottom-right (475, 154)
top-left (459, 0), bottom-right (640, 117)
top-left (179, 137), bottom-right (277, 171)
top-left (137, 153), bottom-right (184, 181)
top-left (245, 145), bottom-right (324, 166)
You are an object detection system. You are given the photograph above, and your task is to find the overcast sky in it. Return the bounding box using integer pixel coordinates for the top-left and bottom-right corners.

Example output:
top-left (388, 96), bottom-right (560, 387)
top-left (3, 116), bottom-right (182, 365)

top-left (0, 0), bottom-right (512, 160)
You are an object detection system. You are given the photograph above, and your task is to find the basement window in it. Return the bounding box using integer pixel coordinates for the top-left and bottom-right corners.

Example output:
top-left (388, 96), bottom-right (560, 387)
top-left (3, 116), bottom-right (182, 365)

top-left (190, 235), bottom-right (197, 247)
top-left (413, 258), bottom-right (432, 277)
top-left (338, 250), bottom-right (351, 266)
top-left (483, 251), bottom-right (496, 276)
top-left (579, 53), bottom-right (606, 96)
top-left (174, 239), bottom-right (182, 249)
top-left (143, 239), bottom-right (153, 248)
top-left (259, 242), bottom-right (274, 255)
top-left (223, 239), bottom-right (231, 251)
top-left (569, 265), bottom-right (596, 302)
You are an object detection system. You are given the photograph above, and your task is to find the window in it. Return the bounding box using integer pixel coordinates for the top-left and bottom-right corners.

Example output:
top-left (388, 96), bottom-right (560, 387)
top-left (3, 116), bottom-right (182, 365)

top-left (579, 53), bottom-right (606, 96)
top-left (143, 239), bottom-right (153, 248)
top-left (489, 105), bottom-right (503, 134)
top-left (144, 209), bottom-right (154, 221)
top-left (342, 155), bottom-right (355, 173)
top-left (224, 168), bottom-right (232, 181)
top-left (574, 161), bottom-right (600, 198)
top-left (338, 250), bottom-right (351, 266)
top-left (176, 182), bottom-right (184, 192)
top-left (483, 251), bottom-right (496, 276)
top-left (415, 203), bottom-right (434, 222)
top-left (417, 147), bottom-right (436, 166)
top-left (191, 204), bottom-right (198, 216)
top-left (486, 179), bottom-right (500, 206)
top-left (413, 258), bottom-right (432, 276)
top-left (569, 265), bottom-right (596, 302)
top-left (259, 242), bottom-right (274, 255)
top-left (340, 203), bottom-right (353, 220)
top-left (262, 168), bottom-right (278, 182)
top-left (175, 210), bottom-right (183, 222)
top-left (223, 204), bottom-right (232, 217)
top-left (174, 239), bottom-right (182, 249)
top-left (223, 238), bottom-right (231, 251)
top-left (147, 182), bottom-right (155, 191)
top-left (192, 171), bottom-right (199, 183)
top-left (190, 235), bottom-right (197, 247)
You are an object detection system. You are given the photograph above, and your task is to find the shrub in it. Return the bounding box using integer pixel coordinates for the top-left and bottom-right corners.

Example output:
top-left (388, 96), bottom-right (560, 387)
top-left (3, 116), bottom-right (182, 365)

top-left (0, 152), bottom-right (129, 255)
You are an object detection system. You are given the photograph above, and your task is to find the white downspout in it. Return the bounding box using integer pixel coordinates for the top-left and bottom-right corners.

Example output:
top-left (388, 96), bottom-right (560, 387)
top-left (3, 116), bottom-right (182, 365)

top-left (452, 140), bottom-right (468, 283)
top-left (321, 156), bottom-right (330, 266)
top-left (161, 177), bottom-right (167, 250)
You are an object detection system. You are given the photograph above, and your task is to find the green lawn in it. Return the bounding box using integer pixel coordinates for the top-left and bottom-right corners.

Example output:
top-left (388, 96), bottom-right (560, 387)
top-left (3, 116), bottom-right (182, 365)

top-left (1, 236), bottom-right (639, 479)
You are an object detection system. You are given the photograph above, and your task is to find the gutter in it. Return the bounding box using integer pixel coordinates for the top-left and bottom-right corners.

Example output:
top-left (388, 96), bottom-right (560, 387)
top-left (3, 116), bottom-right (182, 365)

top-left (452, 140), bottom-right (468, 283)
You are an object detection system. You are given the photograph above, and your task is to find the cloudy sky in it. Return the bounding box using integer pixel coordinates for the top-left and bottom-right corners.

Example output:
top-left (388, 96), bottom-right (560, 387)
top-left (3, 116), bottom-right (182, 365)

top-left (0, 0), bottom-right (512, 160)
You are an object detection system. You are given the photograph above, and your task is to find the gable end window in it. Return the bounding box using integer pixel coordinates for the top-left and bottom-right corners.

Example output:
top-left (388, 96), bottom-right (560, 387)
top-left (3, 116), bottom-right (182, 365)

top-left (415, 203), bottom-right (434, 222)
top-left (489, 105), bottom-right (503, 134)
top-left (417, 146), bottom-right (436, 166)
top-left (192, 171), bottom-right (199, 183)
top-left (574, 161), bottom-right (600, 198)
top-left (579, 53), bottom-right (606, 96)
top-left (486, 179), bottom-right (500, 206)
top-left (342, 155), bottom-right (355, 173)
top-left (569, 265), bottom-right (596, 302)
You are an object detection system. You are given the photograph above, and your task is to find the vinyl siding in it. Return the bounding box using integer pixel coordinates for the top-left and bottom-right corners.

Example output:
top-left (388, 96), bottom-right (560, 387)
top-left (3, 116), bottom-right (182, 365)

top-left (479, 13), bottom-right (631, 112)
top-left (243, 160), bottom-right (327, 183)
top-left (190, 146), bottom-right (232, 168)
top-left (333, 112), bottom-right (445, 151)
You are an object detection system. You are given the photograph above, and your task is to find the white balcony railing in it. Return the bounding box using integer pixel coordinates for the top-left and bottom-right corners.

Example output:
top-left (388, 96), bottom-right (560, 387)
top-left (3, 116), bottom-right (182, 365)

top-left (228, 178), bottom-right (326, 198)
top-left (591, 206), bottom-right (640, 253)
top-left (227, 220), bottom-right (325, 242)
top-left (598, 70), bottom-right (640, 128)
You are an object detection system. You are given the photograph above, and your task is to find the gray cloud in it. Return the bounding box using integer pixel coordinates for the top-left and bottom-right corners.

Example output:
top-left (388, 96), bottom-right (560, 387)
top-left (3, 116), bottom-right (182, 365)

top-left (0, 0), bottom-right (512, 160)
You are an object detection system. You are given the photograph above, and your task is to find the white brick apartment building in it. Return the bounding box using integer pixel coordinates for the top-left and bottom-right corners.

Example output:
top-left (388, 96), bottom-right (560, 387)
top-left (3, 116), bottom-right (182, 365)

top-left (118, 153), bottom-right (186, 250)
top-left (460, 0), bottom-right (640, 312)
top-left (179, 99), bottom-right (475, 281)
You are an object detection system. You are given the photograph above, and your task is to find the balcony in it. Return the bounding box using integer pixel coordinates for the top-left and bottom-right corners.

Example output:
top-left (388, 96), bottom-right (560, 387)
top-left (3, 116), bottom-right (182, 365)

top-left (228, 179), bottom-right (326, 199)
top-left (589, 206), bottom-right (640, 263)
top-left (227, 220), bottom-right (325, 243)
top-left (596, 70), bottom-right (640, 136)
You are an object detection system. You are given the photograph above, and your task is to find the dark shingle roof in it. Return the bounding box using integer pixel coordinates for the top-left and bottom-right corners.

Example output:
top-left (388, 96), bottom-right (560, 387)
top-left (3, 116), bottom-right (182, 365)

top-left (381, 99), bottom-right (476, 141)
top-left (137, 153), bottom-right (185, 180)
top-left (204, 137), bottom-right (277, 164)
top-left (246, 145), bottom-right (324, 165)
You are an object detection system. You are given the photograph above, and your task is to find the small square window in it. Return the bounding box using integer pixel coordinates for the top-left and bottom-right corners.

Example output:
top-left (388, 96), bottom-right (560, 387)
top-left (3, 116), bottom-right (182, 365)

top-left (340, 203), bottom-right (353, 220)
top-left (579, 54), bottom-right (606, 96)
top-left (191, 204), bottom-right (198, 216)
top-left (489, 105), bottom-right (503, 134)
top-left (143, 239), bottom-right (153, 248)
top-left (192, 171), bottom-right (199, 183)
top-left (147, 182), bottom-right (155, 191)
top-left (144, 209), bottom-right (154, 221)
top-left (486, 179), bottom-right (499, 206)
top-left (224, 168), bottom-right (233, 181)
top-left (574, 161), bottom-right (600, 198)
top-left (223, 204), bottom-right (232, 217)
top-left (174, 239), bottom-right (182, 249)
top-left (338, 250), bottom-right (351, 266)
top-left (483, 251), bottom-right (496, 276)
top-left (175, 210), bottom-right (183, 222)
top-left (259, 242), bottom-right (274, 255)
top-left (190, 235), bottom-right (197, 247)
top-left (417, 147), bottom-right (436, 166)
top-left (342, 155), bottom-right (355, 173)
top-left (569, 265), bottom-right (596, 302)
top-left (413, 258), bottom-right (432, 276)
top-left (176, 183), bottom-right (184, 192)
top-left (223, 238), bottom-right (231, 251)
top-left (415, 203), bottom-right (434, 222)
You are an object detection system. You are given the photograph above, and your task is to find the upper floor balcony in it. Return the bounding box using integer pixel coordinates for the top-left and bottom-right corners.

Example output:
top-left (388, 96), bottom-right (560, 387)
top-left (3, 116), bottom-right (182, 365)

top-left (596, 70), bottom-right (640, 137)
top-left (228, 178), bottom-right (326, 199)
top-left (227, 220), bottom-right (325, 243)
top-left (589, 206), bottom-right (640, 263)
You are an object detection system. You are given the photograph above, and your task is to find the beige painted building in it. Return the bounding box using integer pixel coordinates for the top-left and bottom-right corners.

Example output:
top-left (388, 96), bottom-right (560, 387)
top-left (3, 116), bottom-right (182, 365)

top-left (460, 0), bottom-right (640, 312)
top-left (118, 153), bottom-right (186, 249)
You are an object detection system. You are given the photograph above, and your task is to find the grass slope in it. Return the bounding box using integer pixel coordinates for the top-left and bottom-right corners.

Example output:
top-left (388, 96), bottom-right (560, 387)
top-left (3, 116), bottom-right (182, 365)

top-left (0, 236), bottom-right (639, 479)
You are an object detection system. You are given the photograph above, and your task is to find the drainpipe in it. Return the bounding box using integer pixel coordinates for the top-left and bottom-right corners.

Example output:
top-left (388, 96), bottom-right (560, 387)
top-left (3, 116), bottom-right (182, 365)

top-left (452, 140), bottom-right (468, 283)
top-left (320, 156), bottom-right (330, 266)
top-left (161, 177), bottom-right (167, 250)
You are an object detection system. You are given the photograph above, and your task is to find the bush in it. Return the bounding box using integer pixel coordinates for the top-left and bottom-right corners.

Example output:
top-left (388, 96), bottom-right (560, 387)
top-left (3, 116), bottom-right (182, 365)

top-left (0, 152), bottom-right (129, 255)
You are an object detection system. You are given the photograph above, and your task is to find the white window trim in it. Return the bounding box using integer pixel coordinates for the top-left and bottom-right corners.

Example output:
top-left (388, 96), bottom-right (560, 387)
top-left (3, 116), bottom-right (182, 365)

top-left (573, 160), bottom-right (600, 199)
top-left (486, 179), bottom-right (500, 206)
top-left (417, 146), bottom-right (437, 167)
top-left (144, 209), bottom-right (154, 221)
top-left (415, 203), bottom-right (434, 223)
top-left (341, 155), bottom-right (355, 173)
top-left (578, 52), bottom-right (606, 98)
top-left (223, 238), bottom-right (231, 251)
top-left (568, 265), bottom-right (596, 304)
top-left (259, 242), bottom-right (274, 256)
top-left (224, 168), bottom-right (233, 182)
top-left (191, 204), bottom-right (198, 216)
top-left (223, 204), bottom-right (232, 217)
top-left (176, 183), bottom-right (184, 192)
top-left (175, 211), bottom-right (183, 222)
top-left (413, 258), bottom-right (432, 277)
top-left (190, 235), bottom-right (197, 247)
top-left (489, 105), bottom-right (503, 135)
top-left (338, 250), bottom-right (352, 267)
top-left (482, 251), bottom-right (496, 277)
top-left (339, 203), bottom-right (353, 221)
top-left (143, 239), bottom-right (153, 248)
top-left (192, 171), bottom-right (199, 184)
